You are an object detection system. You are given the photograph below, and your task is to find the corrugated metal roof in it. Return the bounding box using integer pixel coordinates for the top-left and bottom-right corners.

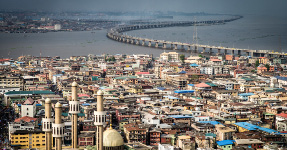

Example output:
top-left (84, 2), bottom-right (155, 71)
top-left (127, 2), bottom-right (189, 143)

top-left (199, 121), bottom-right (222, 126)
top-left (234, 122), bottom-right (279, 134)
top-left (238, 93), bottom-right (255, 96)
top-left (174, 90), bottom-right (194, 94)
top-left (217, 140), bottom-right (235, 146)
top-left (169, 115), bottom-right (193, 119)
top-left (5, 90), bottom-right (54, 95)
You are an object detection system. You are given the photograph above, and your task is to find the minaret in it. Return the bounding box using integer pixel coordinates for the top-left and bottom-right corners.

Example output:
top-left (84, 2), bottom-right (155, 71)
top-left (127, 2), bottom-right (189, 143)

top-left (53, 102), bottom-right (64, 150)
top-left (70, 82), bottom-right (80, 149)
top-left (42, 98), bottom-right (54, 150)
top-left (94, 90), bottom-right (106, 150)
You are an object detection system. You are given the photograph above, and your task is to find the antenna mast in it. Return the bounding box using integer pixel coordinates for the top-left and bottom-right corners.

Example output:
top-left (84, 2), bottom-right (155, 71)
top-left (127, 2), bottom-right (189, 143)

top-left (192, 17), bottom-right (198, 53)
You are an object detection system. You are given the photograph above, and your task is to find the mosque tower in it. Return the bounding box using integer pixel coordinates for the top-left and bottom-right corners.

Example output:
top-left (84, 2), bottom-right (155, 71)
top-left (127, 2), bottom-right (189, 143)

top-left (70, 81), bottom-right (80, 148)
top-left (42, 98), bottom-right (54, 150)
top-left (53, 102), bottom-right (64, 150)
top-left (94, 90), bottom-right (106, 150)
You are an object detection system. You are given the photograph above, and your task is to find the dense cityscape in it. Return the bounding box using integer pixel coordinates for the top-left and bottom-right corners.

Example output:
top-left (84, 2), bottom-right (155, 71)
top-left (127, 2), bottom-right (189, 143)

top-left (1, 1), bottom-right (287, 150)
top-left (1, 51), bottom-right (287, 150)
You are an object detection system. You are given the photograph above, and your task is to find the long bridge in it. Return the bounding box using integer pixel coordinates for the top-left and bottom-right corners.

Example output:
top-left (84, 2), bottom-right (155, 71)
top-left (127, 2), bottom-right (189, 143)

top-left (107, 16), bottom-right (286, 58)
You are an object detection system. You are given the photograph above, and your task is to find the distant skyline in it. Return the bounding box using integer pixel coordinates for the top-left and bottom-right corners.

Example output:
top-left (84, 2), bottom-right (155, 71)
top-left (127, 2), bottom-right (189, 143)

top-left (0, 0), bottom-right (287, 17)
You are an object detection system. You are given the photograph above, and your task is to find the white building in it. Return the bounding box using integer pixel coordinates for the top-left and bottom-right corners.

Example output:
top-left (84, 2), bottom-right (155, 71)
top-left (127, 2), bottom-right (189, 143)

top-left (142, 112), bottom-right (160, 126)
top-left (21, 98), bottom-right (36, 117)
top-left (160, 52), bottom-right (179, 61)
top-left (200, 67), bottom-right (213, 75)
top-left (158, 143), bottom-right (174, 150)
top-left (216, 94), bottom-right (231, 100)
top-left (224, 82), bottom-right (234, 90)
top-left (54, 24), bottom-right (61, 30)
top-left (8, 121), bottom-right (35, 140)
top-left (0, 87), bottom-right (20, 94)
top-left (194, 116), bottom-right (210, 122)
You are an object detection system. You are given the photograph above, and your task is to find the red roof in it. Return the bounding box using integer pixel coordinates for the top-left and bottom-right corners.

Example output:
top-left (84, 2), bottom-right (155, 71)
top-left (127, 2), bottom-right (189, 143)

top-left (257, 66), bottom-right (267, 69)
top-left (0, 59), bottom-right (10, 62)
top-left (15, 116), bottom-right (37, 123)
top-left (195, 83), bottom-right (211, 88)
top-left (23, 98), bottom-right (34, 105)
top-left (276, 113), bottom-right (287, 119)
top-left (78, 94), bottom-right (90, 97)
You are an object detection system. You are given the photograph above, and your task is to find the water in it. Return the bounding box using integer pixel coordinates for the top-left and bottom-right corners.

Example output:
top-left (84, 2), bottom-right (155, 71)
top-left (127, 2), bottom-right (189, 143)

top-left (0, 14), bottom-right (286, 59)
top-left (0, 30), bottom-right (172, 59)
top-left (128, 15), bottom-right (287, 51)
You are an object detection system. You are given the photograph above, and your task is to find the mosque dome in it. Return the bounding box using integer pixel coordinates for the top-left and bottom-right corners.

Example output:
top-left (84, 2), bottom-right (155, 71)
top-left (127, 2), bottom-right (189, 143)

top-left (45, 98), bottom-right (51, 104)
top-left (55, 102), bottom-right (62, 108)
top-left (103, 128), bottom-right (124, 147)
top-left (72, 81), bottom-right (78, 87)
top-left (97, 90), bottom-right (104, 95)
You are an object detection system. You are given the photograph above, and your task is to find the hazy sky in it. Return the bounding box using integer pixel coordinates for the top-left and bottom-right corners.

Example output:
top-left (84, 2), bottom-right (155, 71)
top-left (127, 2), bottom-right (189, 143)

top-left (0, 0), bottom-right (287, 16)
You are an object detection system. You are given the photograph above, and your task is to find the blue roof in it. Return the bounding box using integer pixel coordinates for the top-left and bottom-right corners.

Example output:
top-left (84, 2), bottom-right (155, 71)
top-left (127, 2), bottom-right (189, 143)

top-left (234, 122), bottom-right (279, 134)
top-left (188, 84), bottom-right (194, 86)
top-left (99, 86), bottom-right (108, 90)
top-left (275, 76), bottom-right (287, 81)
top-left (53, 74), bottom-right (63, 76)
top-left (17, 104), bottom-right (21, 107)
top-left (169, 115), bottom-right (193, 119)
top-left (190, 63), bottom-right (199, 67)
top-left (238, 93), bottom-right (255, 96)
top-left (82, 103), bottom-right (90, 106)
top-left (157, 87), bottom-right (166, 91)
top-left (179, 71), bottom-right (186, 74)
top-left (174, 90), bottom-right (195, 94)
top-left (199, 121), bottom-right (222, 126)
top-left (36, 104), bottom-right (42, 106)
top-left (217, 140), bottom-right (235, 146)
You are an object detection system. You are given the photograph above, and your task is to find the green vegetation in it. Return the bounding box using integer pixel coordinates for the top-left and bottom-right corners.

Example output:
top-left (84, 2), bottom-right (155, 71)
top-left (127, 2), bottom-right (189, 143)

top-left (265, 64), bottom-right (270, 71)
top-left (255, 60), bottom-right (260, 68)
top-left (180, 54), bottom-right (185, 63)
top-left (105, 56), bottom-right (116, 62)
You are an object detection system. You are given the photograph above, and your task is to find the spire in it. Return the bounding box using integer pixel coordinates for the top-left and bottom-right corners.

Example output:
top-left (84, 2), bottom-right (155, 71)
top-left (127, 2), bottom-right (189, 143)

top-left (53, 102), bottom-right (64, 150)
top-left (95, 89), bottom-right (106, 150)
top-left (70, 81), bottom-right (79, 149)
top-left (43, 98), bottom-right (53, 150)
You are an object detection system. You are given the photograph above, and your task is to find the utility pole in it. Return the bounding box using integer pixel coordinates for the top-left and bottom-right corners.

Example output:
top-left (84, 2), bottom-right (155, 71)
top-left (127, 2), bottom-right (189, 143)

top-left (192, 17), bottom-right (198, 53)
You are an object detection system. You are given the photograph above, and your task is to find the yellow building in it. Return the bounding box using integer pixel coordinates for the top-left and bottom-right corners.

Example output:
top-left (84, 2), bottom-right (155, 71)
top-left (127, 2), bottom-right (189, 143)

top-left (10, 130), bottom-right (46, 149)
top-left (127, 86), bottom-right (142, 94)
top-left (258, 57), bottom-right (269, 64)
